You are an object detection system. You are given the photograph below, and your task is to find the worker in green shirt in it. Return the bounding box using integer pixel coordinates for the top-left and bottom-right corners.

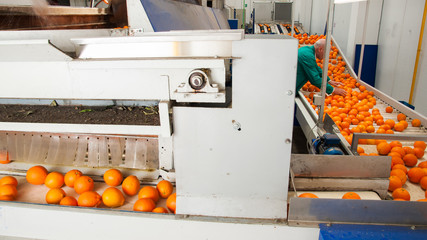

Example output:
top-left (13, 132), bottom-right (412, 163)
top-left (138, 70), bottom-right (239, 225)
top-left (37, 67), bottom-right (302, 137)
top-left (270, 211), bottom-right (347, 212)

top-left (296, 39), bottom-right (347, 96)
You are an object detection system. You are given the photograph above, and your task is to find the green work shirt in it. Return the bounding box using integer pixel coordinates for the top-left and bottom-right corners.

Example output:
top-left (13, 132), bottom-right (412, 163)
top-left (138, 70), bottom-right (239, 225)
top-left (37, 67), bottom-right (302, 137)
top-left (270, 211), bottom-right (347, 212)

top-left (296, 45), bottom-right (334, 94)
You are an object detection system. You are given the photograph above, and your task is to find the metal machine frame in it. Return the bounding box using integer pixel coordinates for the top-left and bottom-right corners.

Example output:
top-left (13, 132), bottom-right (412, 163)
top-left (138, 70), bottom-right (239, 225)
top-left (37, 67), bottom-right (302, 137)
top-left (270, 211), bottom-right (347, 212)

top-left (0, 28), bottom-right (302, 237)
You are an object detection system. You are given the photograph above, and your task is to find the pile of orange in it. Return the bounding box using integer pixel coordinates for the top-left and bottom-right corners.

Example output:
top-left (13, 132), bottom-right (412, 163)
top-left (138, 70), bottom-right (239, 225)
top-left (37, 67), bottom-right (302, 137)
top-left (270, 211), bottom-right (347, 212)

top-left (0, 175), bottom-right (18, 201)
top-left (24, 165), bottom-right (176, 213)
top-left (134, 179), bottom-right (175, 213)
top-left (296, 35), bottom-right (427, 202)
top-left (297, 35), bottom-right (426, 154)
top-left (295, 33), bottom-right (325, 46)
top-left (385, 140), bottom-right (427, 201)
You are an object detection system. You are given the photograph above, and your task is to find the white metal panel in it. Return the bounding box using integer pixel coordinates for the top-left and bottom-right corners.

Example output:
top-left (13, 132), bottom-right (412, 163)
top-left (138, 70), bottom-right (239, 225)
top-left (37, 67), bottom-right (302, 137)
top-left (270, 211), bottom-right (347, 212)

top-left (332, 3), bottom-right (353, 60)
top-left (376, 0), bottom-right (424, 103)
top-left (413, 11), bottom-right (427, 116)
top-left (0, 29), bottom-right (112, 53)
top-left (310, 0), bottom-right (328, 35)
top-left (0, 58), bottom-right (225, 102)
top-left (0, 39), bottom-right (71, 61)
top-left (73, 39), bottom-right (236, 59)
top-left (355, 0), bottom-right (383, 45)
top-left (293, 0), bottom-right (312, 33)
top-left (0, 202), bottom-right (319, 240)
top-left (174, 35), bottom-right (297, 219)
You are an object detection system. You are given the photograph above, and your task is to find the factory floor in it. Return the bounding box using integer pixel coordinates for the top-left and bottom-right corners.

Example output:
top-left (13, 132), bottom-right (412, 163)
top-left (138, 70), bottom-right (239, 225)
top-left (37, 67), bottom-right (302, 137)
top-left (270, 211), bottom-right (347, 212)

top-left (291, 126), bottom-right (309, 154)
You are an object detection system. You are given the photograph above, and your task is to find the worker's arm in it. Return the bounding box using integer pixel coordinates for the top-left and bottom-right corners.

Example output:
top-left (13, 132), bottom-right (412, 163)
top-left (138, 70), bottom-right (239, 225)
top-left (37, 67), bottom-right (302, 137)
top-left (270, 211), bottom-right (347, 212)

top-left (299, 54), bottom-right (334, 94)
top-left (315, 65), bottom-right (347, 96)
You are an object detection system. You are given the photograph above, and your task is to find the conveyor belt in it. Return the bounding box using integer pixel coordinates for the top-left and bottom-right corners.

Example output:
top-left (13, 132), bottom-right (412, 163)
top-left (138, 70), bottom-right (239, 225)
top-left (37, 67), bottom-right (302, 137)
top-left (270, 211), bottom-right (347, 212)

top-left (254, 23), bottom-right (305, 35)
top-left (295, 35), bottom-right (427, 202)
top-left (0, 174), bottom-right (174, 212)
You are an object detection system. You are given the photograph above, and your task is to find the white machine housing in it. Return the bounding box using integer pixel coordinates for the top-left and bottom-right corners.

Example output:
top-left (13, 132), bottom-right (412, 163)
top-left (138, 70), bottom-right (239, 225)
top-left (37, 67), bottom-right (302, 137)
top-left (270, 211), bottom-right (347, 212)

top-left (0, 30), bottom-right (298, 220)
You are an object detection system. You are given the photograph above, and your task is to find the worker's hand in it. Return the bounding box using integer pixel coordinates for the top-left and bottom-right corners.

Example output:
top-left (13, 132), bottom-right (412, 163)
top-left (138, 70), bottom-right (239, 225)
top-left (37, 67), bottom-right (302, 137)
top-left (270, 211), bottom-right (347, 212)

top-left (332, 87), bottom-right (347, 96)
top-left (329, 81), bottom-right (344, 87)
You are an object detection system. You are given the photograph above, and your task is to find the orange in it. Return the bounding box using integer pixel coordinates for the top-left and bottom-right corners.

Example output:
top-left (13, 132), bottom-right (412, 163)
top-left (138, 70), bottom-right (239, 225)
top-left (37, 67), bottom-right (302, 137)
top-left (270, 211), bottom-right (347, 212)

top-left (133, 198), bottom-right (156, 212)
top-left (78, 191), bottom-right (102, 207)
top-left (377, 142), bottom-right (391, 155)
top-left (408, 167), bottom-right (426, 183)
top-left (403, 154), bottom-right (418, 167)
top-left (399, 120), bottom-right (408, 129)
top-left (351, 118), bottom-right (360, 125)
top-left (417, 199), bottom-right (427, 202)
top-left (391, 157), bottom-right (404, 168)
top-left (0, 176), bottom-right (18, 187)
top-left (298, 193), bottom-right (319, 198)
top-left (44, 172), bottom-right (64, 189)
top-left (122, 175), bottom-right (140, 196)
top-left (64, 169), bottom-right (83, 188)
top-left (394, 123), bottom-right (405, 132)
top-left (392, 164), bottom-right (407, 174)
top-left (157, 180), bottom-right (174, 199)
top-left (166, 192), bottom-right (177, 213)
top-left (388, 152), bottom-right (402, 159)
top-left (0, 184), bottom-right (17, 199)
top-left (420, 176), bottom-right (427, 190)
top-left (418, 161), bottom-right (427, 168)
top-left (102, 187), bottom-right (125, 208)
top-left (397, 113), bottom-right (406, 121)
top-left (103, 169), bottom-right (123, 187)
top-left (0, 151), bottom-right (10, 164)
top-left (366, 126), bottom-right (375, 133)
top-left (59, 196), bottom-right (78, 206)
top-left (0, 195), bottom-right (14, 201)
top-left (26, 165), bottom-right (48, 185)
top-left (341, 121), bottom-right (350, 129)
top-left (342, 192), bottom-right (361, 199)
top-left (388, 175), bottom-right (403, 192)
top-left (385, 119), bottom-right (395, 129)
top-left (350, 127), bottom-right (361, 133)
top-left (376, 119), bottom-right (385, 126)
top-left (138, 186), bottom-right (159, 203)
top-left (412, 119), bottom-right (421, 127)
top-left (402, 146), bottom-right (415, 155)
top-left (392, 188), bottom-right (410, 201)
top-left (385, 129), bottom-right (394, 134)
top-left (74, 176), bottom-right (94, 194)
top-left (379, 124), bottom-right (390, 131)
top-left (357, 147), bottom-right (365, 154)
top-left (390, 169), bottom-right (407, 184)
top-left (45, 188), bottom-right (66, 204)
top-left (385, 106), bottom-right (393, 113)
top-left (152, 207), bottom-right (169, 213)
top-left (390, 147), bottom-right (405, 158)
top-left (414, 141), bottom-right (427, 150)
top-left (393, 198), bottom-right (406, 201)
top-left (413, 147), bottom-right (425, 159)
